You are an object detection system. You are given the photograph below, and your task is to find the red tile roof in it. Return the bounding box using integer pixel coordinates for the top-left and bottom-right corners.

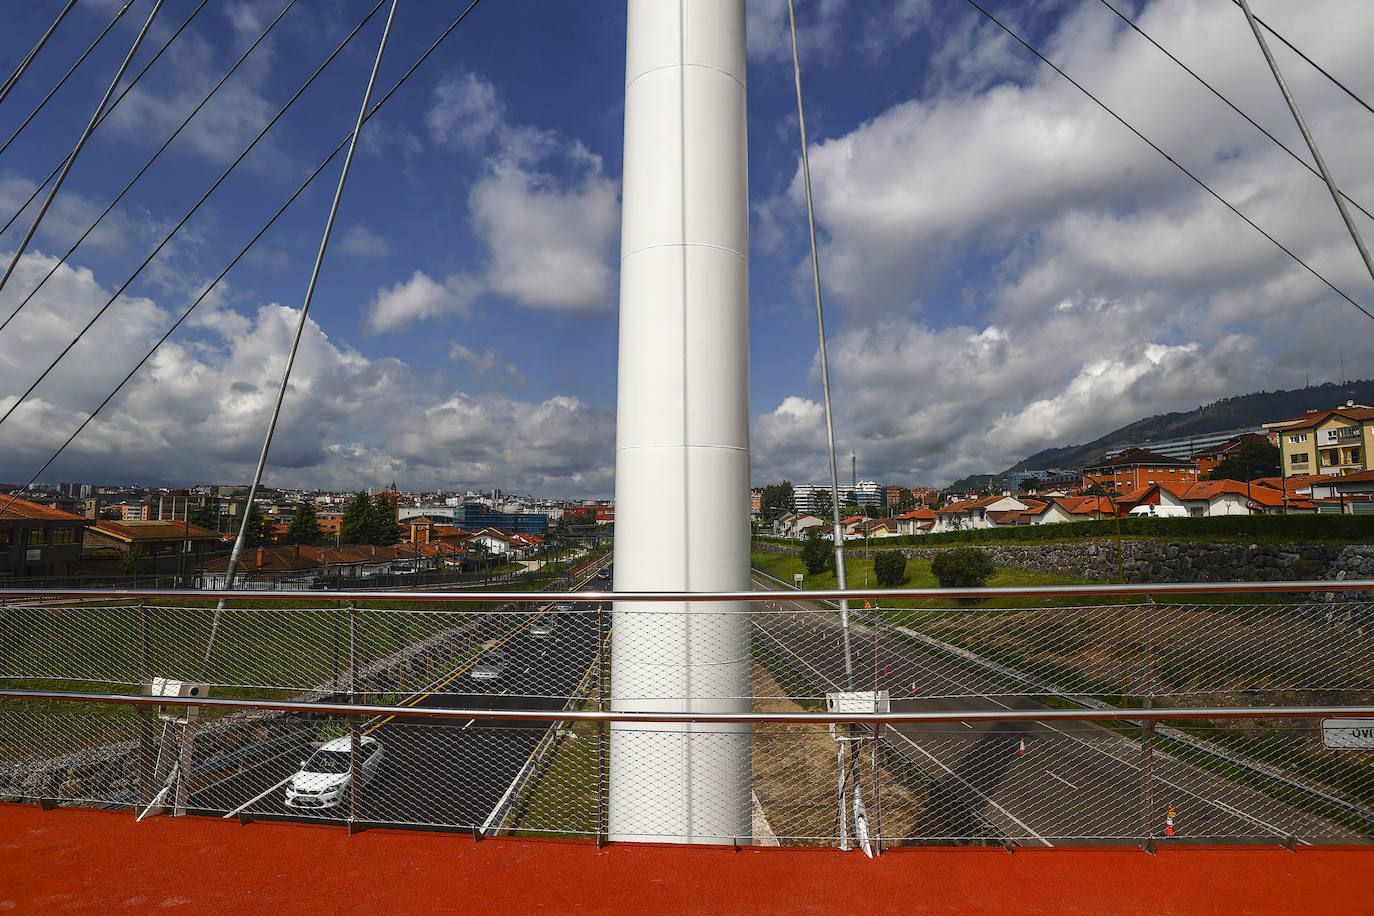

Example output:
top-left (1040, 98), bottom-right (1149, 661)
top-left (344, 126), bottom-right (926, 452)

top-left (1269, 406), bottom-right (1374, 430)
top-left (0, 496), bottom-right (88, 523)
top-left (93, 519), bottom-right (221, 541)
top-left (1084, 447), bottom-right (1194, 470)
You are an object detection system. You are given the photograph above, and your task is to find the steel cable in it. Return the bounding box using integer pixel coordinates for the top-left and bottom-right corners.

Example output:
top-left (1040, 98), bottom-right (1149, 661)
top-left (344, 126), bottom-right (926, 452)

top-left (0, 0), bottom-right (166, 298)
top-left (0, 0), bottom-right (389, 430)
top-left (0, 0), bottom-right (297, 338)
top-left (963, 0), bottom-right (1374, 323)
top-left (0, 1), bottom-right (136, 161)
top-left (0, 0), bottom-right (213, 239)
top-left (0, 0), bottom-right (487, 520)
top-left (1097, 0), bottom-right (1374, 225)
top-left (0, 0), bottom-right (81, 107)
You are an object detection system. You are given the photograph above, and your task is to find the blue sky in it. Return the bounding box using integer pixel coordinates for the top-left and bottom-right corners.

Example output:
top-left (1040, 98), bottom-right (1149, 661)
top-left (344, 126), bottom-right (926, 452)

top-left (1, 0), bottom-right (1372, 497)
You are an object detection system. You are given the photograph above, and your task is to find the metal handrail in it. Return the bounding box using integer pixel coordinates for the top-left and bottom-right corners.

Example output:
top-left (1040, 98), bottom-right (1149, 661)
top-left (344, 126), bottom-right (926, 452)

top-left (3, 689), bottom-right (1371, 725)
top-left (0, 578), bottom-right (1371, 603)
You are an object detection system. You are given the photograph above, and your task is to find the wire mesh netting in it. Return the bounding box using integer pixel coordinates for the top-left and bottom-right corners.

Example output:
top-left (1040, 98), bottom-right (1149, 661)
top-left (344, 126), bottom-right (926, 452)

top-left (1, 587), bottom-right (1372, 846)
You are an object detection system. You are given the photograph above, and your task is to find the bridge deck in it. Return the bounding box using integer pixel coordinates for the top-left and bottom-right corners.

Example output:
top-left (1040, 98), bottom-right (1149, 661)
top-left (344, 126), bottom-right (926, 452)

top-left (2, 803), bottom-right (1369, 914)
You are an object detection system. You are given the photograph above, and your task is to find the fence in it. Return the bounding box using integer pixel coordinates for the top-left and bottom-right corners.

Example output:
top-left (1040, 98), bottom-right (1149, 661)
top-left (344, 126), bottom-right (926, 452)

top-left (1, 576), bottom-right (1372, 848)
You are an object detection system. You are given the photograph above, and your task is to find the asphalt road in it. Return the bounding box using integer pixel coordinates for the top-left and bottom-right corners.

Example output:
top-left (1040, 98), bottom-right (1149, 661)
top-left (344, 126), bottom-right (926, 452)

top-left (185, 571), bottom-right (608, 831)
top-left (750, 575), bottom-right (1353, 846)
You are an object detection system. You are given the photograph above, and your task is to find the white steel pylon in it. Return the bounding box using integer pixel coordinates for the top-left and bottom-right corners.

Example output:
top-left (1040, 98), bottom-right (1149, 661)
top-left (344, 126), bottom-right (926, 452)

top-left (608, 0), bottom-right (752, 844)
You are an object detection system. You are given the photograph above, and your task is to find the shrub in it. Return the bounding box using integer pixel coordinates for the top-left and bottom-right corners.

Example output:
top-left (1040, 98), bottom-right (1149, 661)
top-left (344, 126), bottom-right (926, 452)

top-left (873, 551), bottom-right (907, 587)
top-left (930, 547), bottom-right (995, 589)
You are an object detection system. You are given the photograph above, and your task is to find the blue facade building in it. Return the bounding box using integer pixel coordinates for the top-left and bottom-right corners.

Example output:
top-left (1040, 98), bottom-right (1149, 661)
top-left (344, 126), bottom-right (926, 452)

top-left (452, 503), bottom-right (549, 535)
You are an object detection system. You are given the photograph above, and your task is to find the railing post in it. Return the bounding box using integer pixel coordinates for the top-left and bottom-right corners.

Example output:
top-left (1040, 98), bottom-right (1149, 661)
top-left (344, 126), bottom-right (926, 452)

top-left (136, 603), bottom-right (155, 807)
top-left (347, 602), bottom-right (363, 834)
top-left (872, 722), bottom-right (884, 855)
top-left (1140, 718), bottom-right (1157, 854)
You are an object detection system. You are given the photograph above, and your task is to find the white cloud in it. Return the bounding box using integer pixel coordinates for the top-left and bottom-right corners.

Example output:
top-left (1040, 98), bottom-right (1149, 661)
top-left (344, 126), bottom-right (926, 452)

top-left (0, 251), bottom-right (613, 494)
top-left (449, 341), bottom-right (526, 388)
top-left (336, 224), bottom-right (392, 259)
top-left (362, 69), bottom-right (621, 328)
top-left (363, 270), bottom-right (479, 334)
top-left (747, 0), bottom-right (1374, 487)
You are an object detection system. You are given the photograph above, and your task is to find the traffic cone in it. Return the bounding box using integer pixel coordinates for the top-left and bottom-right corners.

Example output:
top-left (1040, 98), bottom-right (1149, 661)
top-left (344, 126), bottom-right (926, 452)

top-left (910, 680), bottom-right (917, 693)
top-left (882, 665), bottom-right (888, 677)
top-left (1018, 737), bottom-right (1027, 756)
top-left (1165, 804), bottom-right (1176, 837)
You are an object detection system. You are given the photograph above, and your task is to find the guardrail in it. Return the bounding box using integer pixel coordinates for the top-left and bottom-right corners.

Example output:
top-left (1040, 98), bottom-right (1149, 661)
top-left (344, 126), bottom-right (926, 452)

top-left (1, 577), bottom-right (1372, 848)
top-left (1, 690), bottom-right (1371, 849)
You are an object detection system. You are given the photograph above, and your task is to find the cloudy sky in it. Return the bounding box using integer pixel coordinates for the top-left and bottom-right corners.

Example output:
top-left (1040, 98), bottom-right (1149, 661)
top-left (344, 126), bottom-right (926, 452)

top-left (0, 0), bottom-right (1371, 497)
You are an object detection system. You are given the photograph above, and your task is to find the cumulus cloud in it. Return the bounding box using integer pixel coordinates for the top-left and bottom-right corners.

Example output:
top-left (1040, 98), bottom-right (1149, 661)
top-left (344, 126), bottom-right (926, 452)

top-left (449, 341), bottom-right (526, 388)
top-left (749, 0), bottom-right (1374, 487)
top-left (0, 251), bottom-right (612, 494)
top-left (363, 270), bottom-right (479, 335)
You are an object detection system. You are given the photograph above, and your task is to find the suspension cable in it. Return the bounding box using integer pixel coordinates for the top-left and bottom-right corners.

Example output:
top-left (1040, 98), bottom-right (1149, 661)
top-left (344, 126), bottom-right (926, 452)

top-left (787, 0), bottom-right (854, 690)
top-left (1098, 0), bottom-right (1374, 224)
top-left (1229, 0), bottom-right (1374, 119)
top-left (0, 0), bottom-right (388, 430)
top-left (0, 0), bottom-right (166, 298)
top-left (0, 0), bottom-right (212, 238)
top-left (963, 0), bottom-right (1374, 323)
top-left (0, 0), bottom-right (487, 520)
top-left (0, 1), bottom-right (135, 161)
top-left (204, 0), bottom-right (402, 677)
top-left (0, 0), bottom-right (298, 338)
top-left (1237, 0), bottom-right (1374, 287)
top-left (0, 0), bottom-right (81, 107)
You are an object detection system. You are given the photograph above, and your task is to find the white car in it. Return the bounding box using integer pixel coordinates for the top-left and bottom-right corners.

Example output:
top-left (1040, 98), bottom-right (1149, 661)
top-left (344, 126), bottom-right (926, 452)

top-left (530, 620), bottom-right (555, 638)
top-left (470, 651), bottom-right (507, 680)
top-left (284, 735), bottom-right (384, 809)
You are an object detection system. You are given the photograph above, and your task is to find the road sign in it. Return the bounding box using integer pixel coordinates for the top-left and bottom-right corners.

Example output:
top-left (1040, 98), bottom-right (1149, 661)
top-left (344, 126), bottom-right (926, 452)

top-left (1322, 718), bottom-right (1374, 749)
top-left (793, 573), bottom-right (803, 587)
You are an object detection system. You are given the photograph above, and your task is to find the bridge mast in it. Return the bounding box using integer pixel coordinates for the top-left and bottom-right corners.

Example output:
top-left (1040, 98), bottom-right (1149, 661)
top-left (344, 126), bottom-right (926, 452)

top-left (609, 0), bottom-right (752, 843)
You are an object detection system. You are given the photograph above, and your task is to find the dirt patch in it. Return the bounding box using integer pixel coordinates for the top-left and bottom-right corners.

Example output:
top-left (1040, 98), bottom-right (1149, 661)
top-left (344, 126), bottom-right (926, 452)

top-left (750, 662), bottom-right (921, 846)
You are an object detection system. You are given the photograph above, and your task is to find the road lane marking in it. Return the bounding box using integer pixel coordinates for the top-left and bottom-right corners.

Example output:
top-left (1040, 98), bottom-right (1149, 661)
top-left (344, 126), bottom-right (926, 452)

top-left (751, 622), bottom-right (1053, 847)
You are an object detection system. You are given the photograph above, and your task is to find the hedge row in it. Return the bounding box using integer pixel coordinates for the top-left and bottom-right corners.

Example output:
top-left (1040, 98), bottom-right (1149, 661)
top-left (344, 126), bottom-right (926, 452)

top-left (757, 513), bottom-right (1374, 549)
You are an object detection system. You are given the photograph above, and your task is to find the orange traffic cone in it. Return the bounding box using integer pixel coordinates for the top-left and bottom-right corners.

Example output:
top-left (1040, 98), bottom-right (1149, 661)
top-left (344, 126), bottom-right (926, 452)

top-left (1165, 804), bottom-right (1176, 837)
top-left (1018, 737), bottom-right (1027, 756)
top-left (910, 680), bottom-right (917, 693)
top-left (882, 665), bottom-right (888, 677)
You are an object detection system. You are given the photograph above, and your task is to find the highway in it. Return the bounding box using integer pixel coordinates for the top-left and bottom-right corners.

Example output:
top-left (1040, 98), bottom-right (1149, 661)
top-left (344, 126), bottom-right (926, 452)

top-left (749, 574), bottom-right (1353, 846)
top-left (185, 568), bottom-right (608, 831)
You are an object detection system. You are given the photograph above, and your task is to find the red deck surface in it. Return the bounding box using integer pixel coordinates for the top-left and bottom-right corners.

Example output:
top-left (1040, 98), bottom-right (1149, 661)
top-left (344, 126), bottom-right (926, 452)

top-left (2, 803), bottom-right (1371, 914)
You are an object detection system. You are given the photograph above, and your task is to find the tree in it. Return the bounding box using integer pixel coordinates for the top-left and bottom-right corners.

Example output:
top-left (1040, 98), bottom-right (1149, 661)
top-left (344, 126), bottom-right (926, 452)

top-left (1207, 440), bottom-right (1280, 482)
top-left (760, 482), bottom-right (794, 522)
top-left (372, 492), bottom-right (401, 546)
top-left (1017, 475), bottom-right (1042, 493)
top-left (188, 502), bottom-right (218, 532)
top-left (118, 546), bottom-right (149, 576)
top-left (813, 489), bottom-right (833, 520)
top-left (286, 502), bottom-right (323, 545)
top-left (242, 504), bottom-right (273, 547)
top-left (873, 551), bottom-right (907, 587)
top-left (1085, 481), bottom-right (1120, 500)
top-left (930, 547), bottom-right (995, 590)
top-left (339, 491), bottom-right (375, 545)
top-left (800, 526), bottom-right (831, 575)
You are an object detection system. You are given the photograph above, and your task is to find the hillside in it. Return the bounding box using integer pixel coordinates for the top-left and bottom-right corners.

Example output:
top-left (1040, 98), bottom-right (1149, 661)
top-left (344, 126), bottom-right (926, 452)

top-left (1003, 380), bottom-right (1374, 475)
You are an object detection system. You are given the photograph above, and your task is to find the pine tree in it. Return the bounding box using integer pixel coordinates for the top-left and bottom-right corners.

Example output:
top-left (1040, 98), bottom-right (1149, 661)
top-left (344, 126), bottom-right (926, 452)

top-left (339, 492), bottom-right (375, 545)
top-left (285, 502), bottom-right (323, 545)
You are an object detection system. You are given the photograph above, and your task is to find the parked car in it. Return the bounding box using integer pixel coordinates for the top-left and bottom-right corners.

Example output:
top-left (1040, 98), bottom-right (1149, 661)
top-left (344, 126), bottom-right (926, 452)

top-left (470, 651), bottom-right (507, 680)
top-left (552, 601), bottom-right (575, 612)
top-left (1127, 504), bottom-right (1188, 518)
top-left (530, 620), bottom-right (555, 638)
top-left (284, 735), bottom-right (383, 809)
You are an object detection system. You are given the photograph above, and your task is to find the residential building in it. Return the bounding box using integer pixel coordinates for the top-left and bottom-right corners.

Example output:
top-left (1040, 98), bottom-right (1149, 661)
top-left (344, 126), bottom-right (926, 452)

top-left (933, 495), bottom-right (1032, 532)
top-left (885, 485), bottom-right (910, 507)
top-left (1082, 448), bottom-right (1199, 493)
top-left (1190, 433), bottom-right (1271, 477)
top-left (1107, 426), bottom-right (1266, 462)
top-left (750, 488), bottom-right (762, 517)
top-left (156, 490), bottom-right (212, 522)
top-left (1114, 481), bottom-right (1312, 517)
top-left (894, 508), bottom-right (937, 535)
top-left (0, 497), bottom-right (90, 580)
top-left (1265, 404), bottom-right (1374, 479)
top-left (790, 485), bottom-right (828, 515)
top-left (83, 519), bottom-right (223, 576)
top-left (854, 480), bottom-right (885, 508)
top-left (452, 503), bottom-right (549, 535)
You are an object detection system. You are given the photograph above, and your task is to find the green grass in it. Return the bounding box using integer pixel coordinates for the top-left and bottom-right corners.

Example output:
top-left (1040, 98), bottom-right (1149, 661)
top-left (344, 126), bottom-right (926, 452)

top-left (505, 721), bottom-right (602, 839)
